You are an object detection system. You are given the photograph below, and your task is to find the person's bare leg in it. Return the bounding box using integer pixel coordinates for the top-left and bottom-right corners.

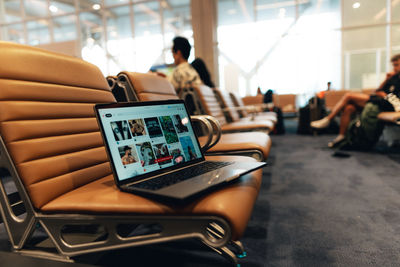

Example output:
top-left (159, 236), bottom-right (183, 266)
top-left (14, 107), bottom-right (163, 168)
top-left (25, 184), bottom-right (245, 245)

top-left (327, 104), bottom-right (357, 147)
top-left (311, 92), bottom-right (369, 129)
top-left (339, 104), bottom-right (356, 136)
top-left (327, 92), bottom-right (369, 120)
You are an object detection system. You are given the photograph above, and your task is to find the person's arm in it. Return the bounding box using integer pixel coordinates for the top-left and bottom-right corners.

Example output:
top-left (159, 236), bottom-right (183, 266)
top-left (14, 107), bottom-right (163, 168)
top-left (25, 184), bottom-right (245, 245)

top-left (375, 90), bottom-right (387, 98)
top-left (167, 71), bottom-right (180, 89)
top-left (377, 72), bottom-right (395, 91)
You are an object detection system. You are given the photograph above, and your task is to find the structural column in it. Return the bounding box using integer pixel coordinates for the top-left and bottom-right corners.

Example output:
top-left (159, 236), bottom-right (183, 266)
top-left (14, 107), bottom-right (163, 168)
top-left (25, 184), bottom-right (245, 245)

top-left (191, 0), bottom-right (219, 86)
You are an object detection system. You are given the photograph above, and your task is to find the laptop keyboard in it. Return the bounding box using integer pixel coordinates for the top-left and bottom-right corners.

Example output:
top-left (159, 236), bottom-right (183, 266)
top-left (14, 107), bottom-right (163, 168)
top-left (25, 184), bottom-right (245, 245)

top-left (131, 161), bottom-right (233, 191)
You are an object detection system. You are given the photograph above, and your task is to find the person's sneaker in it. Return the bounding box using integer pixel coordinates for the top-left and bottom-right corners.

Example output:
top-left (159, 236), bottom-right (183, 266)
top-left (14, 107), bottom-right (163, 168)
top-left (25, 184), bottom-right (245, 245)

top-left (328, 135), bottom-right (345, 148)
top-left (310, 117), bottom-right (330, 129)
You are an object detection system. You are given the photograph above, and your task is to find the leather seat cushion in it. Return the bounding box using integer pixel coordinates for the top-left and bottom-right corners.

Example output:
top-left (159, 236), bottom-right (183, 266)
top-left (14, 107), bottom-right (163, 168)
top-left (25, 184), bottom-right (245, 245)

top-left (41, 155), bottom-right (262, 240)
top-left (377, 112), bottom-right (400, 123)
top-left (241, 114), bottom-right (277, 124)
top-left (256, 111), bottom-right (277, 122)
top-left (199, 132), bottom-right (271, 159)
top-left (120, 72), bottom-right (177, 98)
top-left (254, 115), bottom-right (277, 124)
top-left (220, 119), bottom-right (274, 132)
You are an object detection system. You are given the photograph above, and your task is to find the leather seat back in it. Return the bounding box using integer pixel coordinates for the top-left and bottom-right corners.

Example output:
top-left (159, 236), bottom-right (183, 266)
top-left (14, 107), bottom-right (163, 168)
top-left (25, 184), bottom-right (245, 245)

top-left (242, 95), bottom-right (263, 106)
top-left (119, 72), bottom-right (179, 101)
top-left (193, 85), bottom-right (227, 126)
top-left (0, 42), bottom-right (115, 209)
top-left (214, 88), bottom-right (240, 122)
top-left (324, 90), bottom-right (349, 111)
top-left (229, 92), bottom-right (248, 118)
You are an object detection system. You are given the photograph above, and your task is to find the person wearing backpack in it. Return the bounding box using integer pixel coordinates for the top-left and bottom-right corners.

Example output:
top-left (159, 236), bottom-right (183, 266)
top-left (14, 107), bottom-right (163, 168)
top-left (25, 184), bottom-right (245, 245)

top-left (310, 54), bottom-right (400, 149)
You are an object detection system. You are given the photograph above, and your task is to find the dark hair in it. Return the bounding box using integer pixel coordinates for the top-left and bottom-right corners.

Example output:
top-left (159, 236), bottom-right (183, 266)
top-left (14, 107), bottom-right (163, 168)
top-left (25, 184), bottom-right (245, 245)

top-left (172, 36), bottom-right (191, 60)
top-left (123, 146), bottom-right (131, 152)
top-left (263, 89), bottom-right (274, 104)
top-left (391, 54), bottom-right (400, 62)
top-left (191, 58), bottom-right (215, 88)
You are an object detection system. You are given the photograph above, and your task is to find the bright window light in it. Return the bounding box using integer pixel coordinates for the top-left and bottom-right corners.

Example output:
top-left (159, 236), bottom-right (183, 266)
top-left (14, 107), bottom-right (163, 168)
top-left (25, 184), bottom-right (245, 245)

top-left (227, 9), bottom-right (237, 15)
top-left (92, 4), bottom-right (101, 10)
top-left (49, 5), bottom-right (58, 13)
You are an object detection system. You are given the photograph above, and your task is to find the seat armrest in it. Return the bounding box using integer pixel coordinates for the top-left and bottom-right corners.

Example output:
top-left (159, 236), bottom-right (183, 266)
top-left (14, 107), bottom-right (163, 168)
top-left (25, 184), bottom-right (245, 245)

top-left (191, 115), bottom-right (222, 152)
top-left (191, 115), bottom-right (213, 152)
top-left (202, 115), bottom-right (222, 149)
top-left (377, 112), bottom-right (400, 125)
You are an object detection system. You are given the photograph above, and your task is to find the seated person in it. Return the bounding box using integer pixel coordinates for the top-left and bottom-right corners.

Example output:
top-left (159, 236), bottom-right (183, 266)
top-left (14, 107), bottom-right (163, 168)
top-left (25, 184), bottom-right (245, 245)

top-left (311, 54), bottom-right (400, 147)
top-left (168, 36), bottom-right (202, 90)
top-left (191, 58), bottom-right (215, 88)
top-left (317, 81), bottom-right (332, 99)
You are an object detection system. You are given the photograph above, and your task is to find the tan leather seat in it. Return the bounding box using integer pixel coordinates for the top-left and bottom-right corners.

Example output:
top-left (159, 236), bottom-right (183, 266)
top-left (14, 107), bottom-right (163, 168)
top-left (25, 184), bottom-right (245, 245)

top-left (42, 154), bottom-right (262, 241)
top-left (215, 89), bottom-right (277, 124)
top-left (229, 92), bottom-right (277, 122)
top-left (242, 95), bottom-right (263, 105)
top-left (198, 132), bottom-right (271, 159)
top-left (118, 71), bottom-right (272, 160)
top-left (273, 94), bottom-right (297, 114)
top-left (0, 41), bottom-right (262, 263)
top-left (193, 85), bottom-right (274, 133)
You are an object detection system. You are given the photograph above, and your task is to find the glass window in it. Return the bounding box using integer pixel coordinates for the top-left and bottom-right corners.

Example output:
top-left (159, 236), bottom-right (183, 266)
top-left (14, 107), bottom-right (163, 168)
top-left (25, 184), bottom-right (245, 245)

top-left (27, 20), bottom-right (50, 45)
top-left (393, 24), bottom-right (400, 53)
top-left (53, 15), bottom-right (76, 42)
top-left (295, 0), bottom-right (341, 32)
top-left (1, 0), bottom-right (23, 23)
top-left (49, 0), bottom-right (76, 15)
top-left (133, 1), bottom-right (164, 72)
top-left (218, 0), bottom-right (340, 96)
top-left (348, 53), bottom-right (377, 89)
top-left (393, 24), bottom-right (400, 64)
top-left (78, 0), bottom-right (102, 12)
top-left (23, 0), bottom-right (49, 19)
top-left (0, 23), bottom-right (25, 43)
top-left (106, 6), bottom-right (134, 74)
top-left (257, 0), bottom-right (295, 21)
top-left (218, 0), bottom-right (255, 26)
top-left (105, 0), bottom-right (130, 5)
top-left (343, 26), bottom-right (386, 89)
top-left (343, 0), bottom-right (386, 28)
top-left (80, 11), bottom-right (107, 74)
top-left (343, 26), bottom-right (386, 52)
top-left (162, 0), bottom-right (192, 64)
top-left (107, 6), bottom-right (131, 40)
top-left (80, 11), bottom-right (103, 44)
top-left (392, 0), bottom-right (400, 22)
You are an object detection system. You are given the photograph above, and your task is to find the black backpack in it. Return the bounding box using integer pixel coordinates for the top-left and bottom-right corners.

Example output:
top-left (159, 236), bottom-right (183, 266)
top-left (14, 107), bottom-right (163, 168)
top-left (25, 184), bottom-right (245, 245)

top-left (338, 103), bottom-right (384, 151)
top-left (297, 97), bottom-right (334, 135)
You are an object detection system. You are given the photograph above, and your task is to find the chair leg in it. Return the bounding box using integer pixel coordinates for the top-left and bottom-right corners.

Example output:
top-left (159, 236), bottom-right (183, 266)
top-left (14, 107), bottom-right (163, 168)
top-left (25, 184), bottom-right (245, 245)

top-left (230, 240), bottom-right (247, 258)
top-left (17, 249), bottom-right (73, 262)
top-left (209, 245), bottom-right (240, 267)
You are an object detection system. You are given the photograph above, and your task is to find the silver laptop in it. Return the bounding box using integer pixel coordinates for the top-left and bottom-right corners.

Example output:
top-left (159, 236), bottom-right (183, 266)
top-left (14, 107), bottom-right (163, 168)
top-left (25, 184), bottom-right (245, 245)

top-left (95, 100), bottom-right (266, 202)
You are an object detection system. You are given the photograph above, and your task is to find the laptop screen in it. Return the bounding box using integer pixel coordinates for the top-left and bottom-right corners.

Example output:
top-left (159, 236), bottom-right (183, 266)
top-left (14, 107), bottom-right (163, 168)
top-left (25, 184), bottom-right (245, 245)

top-left (96, 101), bottom-right (204, 183)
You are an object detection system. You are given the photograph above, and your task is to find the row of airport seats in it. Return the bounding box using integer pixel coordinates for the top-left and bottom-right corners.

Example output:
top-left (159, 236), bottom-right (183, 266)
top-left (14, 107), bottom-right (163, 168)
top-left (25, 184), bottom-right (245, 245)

top-left (242, 93), bottom-right (298, 115)
top-left (109, 72), bottom-right (276, 161)
top-left (0, 41), bottom-right (265, 266)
